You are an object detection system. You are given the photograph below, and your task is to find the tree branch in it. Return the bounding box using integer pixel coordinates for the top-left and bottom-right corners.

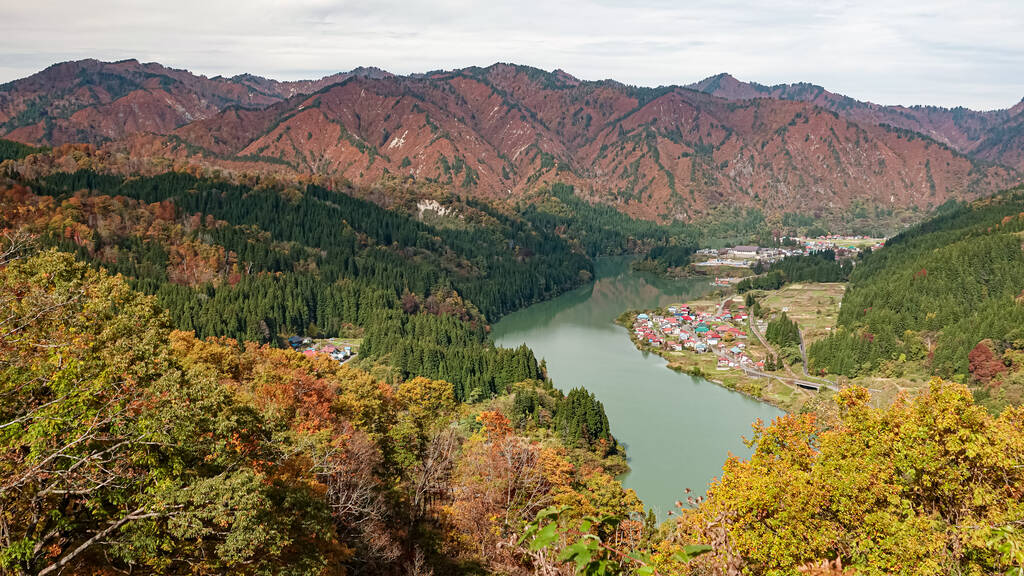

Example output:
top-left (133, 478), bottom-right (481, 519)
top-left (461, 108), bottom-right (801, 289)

top-left (36, 507), bottom-right (160, 576)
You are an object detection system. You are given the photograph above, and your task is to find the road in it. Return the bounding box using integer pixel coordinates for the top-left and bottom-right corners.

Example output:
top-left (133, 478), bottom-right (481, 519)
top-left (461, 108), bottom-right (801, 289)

top-left (716, 294), bottom-right (730, 317)
top-left (747, 313), bottom-right (838, 392)
top-left (737, 366), bottom-right (830, 391)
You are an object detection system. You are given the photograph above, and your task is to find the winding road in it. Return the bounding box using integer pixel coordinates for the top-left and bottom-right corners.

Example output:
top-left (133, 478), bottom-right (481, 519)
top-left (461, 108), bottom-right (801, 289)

top-left (746, 311), bottom-right (838, 392)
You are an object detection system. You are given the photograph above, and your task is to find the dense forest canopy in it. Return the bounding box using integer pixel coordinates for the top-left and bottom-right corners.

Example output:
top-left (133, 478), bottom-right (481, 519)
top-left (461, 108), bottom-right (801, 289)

top-left (0, 139), bottom-right (44, 162)
top-left (0, 163), bottom-right (608, 401)
top-left (678, 382), bottom-right (1024, 575)
top-left (736, 250), bottom-right (851, 293)
top-left (0, 246), bottom-right (644, 575)
top-left (30, 169), bottom-right (592, 321)
top-left (766, 312), bottom-right (802, 349)
top-left (520, 183), bottom-right (700, 257)
top-left (808, 186), bottom-right (1024, 400)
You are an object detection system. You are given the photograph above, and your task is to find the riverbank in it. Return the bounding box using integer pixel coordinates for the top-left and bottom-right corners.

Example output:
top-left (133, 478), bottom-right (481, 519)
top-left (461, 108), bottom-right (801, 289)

top-left (617, 280), bottom-right (943, 414)
top-left (492, 256), bottom-right (783, 517)
top-left (630, 258), bottom-right (755, 280)
top-left (616, 283), bottom-right (857, 412)
top-left (616, 308), bottom-right (816, 413)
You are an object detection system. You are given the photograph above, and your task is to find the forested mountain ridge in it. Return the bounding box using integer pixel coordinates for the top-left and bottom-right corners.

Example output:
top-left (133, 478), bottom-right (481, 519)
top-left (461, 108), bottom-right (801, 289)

top-left (808, 184), bottom-right (1024, 411)
top-left (0, 142), bottom-right (606, 401)
top-left (121, 64), bottom-right (1020, 224)
top-left (2, 59), bottom-right (1020, 228)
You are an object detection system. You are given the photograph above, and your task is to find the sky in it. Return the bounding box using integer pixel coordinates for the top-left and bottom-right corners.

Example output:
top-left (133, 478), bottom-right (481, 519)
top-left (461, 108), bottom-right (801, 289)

top-left (1, 0), bottom-right (1023, 110)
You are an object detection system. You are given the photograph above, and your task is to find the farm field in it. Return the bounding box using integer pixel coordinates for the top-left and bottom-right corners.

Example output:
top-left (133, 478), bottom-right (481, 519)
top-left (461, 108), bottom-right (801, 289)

top-left (760, 282), bottom-right (846, 343)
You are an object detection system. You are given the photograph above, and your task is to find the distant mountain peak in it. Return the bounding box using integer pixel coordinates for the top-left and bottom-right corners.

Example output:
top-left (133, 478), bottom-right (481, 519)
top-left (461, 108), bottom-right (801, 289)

top-left (230, 72), bottom-right (267, 82)
top-left (2, 57), bottom-right (1022, 224)
top-left (347, 66), bottom-right (392, 79)
top-left (551, 68), bottom-right (580, 83)
top-left (687, 72), bottom-right (770, 99)
top-left (706, 72), bottom-right (738, 82)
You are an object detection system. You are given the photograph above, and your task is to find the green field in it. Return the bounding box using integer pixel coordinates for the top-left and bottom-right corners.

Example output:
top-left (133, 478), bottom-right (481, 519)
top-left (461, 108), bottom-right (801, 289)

top-left (760, 282), bottom-right (845, 343)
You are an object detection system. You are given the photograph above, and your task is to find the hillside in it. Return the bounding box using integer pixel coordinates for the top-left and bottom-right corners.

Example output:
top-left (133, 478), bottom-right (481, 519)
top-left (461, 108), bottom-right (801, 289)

top-left (0, 245), bottom-right (640, 575)
top-left (13, 217), bottom-right (1022, 576)
top-left (0, 59), bottom-right (368, 145)
top-left (2, 140), bottom-right (1023, 576)
top-left (2, 60), bottom-right (1020, 228)
top-left (0, 153), bottom-right (603, 400)
top-left (1, 122), bottom-right (697, 574)
top-left (689, 72), bottom-right (1024, 170)
top-left (808, 185), bottom-right (1024, 411)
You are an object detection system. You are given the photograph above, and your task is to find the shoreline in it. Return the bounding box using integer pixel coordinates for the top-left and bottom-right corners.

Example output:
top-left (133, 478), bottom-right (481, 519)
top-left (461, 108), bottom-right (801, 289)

top-left (614, 310), bottom-right (817, 413)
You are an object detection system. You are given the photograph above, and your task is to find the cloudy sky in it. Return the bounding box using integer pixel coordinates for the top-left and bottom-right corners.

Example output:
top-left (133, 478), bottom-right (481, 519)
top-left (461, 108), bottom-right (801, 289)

top-left (2, 0), bottom-right (1022, 110)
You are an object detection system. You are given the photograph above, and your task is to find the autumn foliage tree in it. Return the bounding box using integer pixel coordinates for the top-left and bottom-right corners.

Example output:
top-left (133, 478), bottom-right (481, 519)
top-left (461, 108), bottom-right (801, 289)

top-left (451, 411), bottom-right (555, 566)
top-left (679, 381), bottom-right (1024, 575)
top-left (0, 248), bottom-right (347, 575)
top-left (968, 339), bottom-right (1008, 385)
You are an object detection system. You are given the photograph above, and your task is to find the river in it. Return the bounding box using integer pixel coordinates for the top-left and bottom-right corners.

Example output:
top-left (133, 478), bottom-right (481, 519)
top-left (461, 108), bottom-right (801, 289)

top-left (491, 257), bottom-right (784, 517)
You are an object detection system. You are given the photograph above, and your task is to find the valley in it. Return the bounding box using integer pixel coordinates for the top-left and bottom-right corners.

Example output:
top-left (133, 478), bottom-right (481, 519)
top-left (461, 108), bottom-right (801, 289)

top-left (491, 257), bottom-right (783, 518)
top-left (2, 53), bottom-right (1024, 576)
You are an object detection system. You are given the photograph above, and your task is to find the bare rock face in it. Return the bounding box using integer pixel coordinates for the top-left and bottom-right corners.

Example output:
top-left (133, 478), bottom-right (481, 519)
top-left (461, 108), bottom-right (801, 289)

top-left (2, 60), bottom-right (1021, 221)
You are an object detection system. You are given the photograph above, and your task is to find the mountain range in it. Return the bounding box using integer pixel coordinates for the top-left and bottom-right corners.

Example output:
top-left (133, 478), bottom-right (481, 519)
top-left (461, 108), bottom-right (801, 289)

top-left (2, 59), bottom-right (1022, 222)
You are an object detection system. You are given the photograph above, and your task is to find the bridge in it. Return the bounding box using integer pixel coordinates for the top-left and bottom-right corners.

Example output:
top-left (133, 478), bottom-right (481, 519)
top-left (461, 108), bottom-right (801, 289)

top-left (738, 366), bottom-right (834, 391)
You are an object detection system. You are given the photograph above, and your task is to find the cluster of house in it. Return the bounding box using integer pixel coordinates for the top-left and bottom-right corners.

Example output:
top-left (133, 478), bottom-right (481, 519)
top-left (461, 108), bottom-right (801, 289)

top-left (694, 245), bottom-right (804, 269)
top-left (287, 336), bottom-right (354, 363)
top-left (631, 303), bottom-right (765, 371)
top-left (695, 237), bottom-right (884, 270)
top-left (796, 235), bottom-right (885, 255)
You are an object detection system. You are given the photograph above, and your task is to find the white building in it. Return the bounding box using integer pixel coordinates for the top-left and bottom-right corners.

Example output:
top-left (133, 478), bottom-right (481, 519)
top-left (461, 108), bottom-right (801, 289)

top-left (729, 245), bottom-right (760, 258)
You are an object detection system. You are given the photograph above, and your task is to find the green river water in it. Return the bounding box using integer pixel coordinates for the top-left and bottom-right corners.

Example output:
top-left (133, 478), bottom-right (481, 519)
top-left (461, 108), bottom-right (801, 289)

top-left (491, 257), bottom-right (784, 517)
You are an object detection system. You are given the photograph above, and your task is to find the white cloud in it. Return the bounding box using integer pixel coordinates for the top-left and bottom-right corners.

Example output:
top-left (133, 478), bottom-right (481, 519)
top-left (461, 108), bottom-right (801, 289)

top-left (1, 0), bottom-right (1022, 109)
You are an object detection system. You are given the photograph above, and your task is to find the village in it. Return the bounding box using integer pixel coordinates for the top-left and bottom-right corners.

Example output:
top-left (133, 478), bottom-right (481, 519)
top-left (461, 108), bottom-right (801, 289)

top-left (630, 300), bottom-right (766, 373)
top-left (623, 276), bottom-right (854, 411)
top-left (693, 235), bottom-right (885, 272)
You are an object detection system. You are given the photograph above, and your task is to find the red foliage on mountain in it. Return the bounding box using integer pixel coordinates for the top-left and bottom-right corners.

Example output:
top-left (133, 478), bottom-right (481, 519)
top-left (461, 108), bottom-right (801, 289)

top-left (0, 59), bottom-right (368, 146)
top-left (3, 60), bottom-right (1022, 222)
top-left (690, 73), bottom-right (1024, 170)
top-left (968, 339), bottom-right (1007, 385)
